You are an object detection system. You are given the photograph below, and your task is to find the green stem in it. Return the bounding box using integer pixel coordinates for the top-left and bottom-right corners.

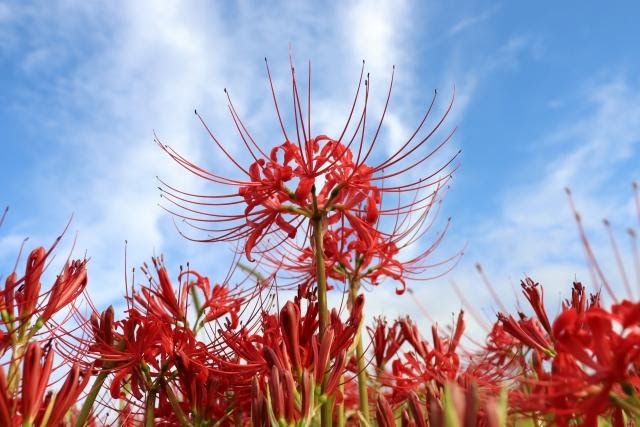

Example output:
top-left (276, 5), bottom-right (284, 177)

top-left (190, 286), bottom-right (204, 332)
top-left (350, 278), bottom-right (370, 424)
top-left (75, 371), bottom-right (109, 427)
top-left (336, 381), bottom-right (345, 427)
top-left (145, 389), bottom-right (157, 427)
top-left (7, 341), bottom-right (26, 394)
top-left (39, 392), bottom-right (57, 427)
top-left (312, 216), bottom-right (331, 427)
top-left (8, 324), bottom-right (40, 394)
top-left (163, 380), bottom-right (193, 427)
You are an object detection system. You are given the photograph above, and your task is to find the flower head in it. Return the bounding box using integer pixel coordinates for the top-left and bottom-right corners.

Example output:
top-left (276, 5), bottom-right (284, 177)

top-left (158, 58), bottom-right (458, 272)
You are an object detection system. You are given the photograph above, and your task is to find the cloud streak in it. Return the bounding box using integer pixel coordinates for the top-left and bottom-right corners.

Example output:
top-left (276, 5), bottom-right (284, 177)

top-left (2, 1), bottom-right (438, 309)
top-left (441, 74), bottom-right (640, 335)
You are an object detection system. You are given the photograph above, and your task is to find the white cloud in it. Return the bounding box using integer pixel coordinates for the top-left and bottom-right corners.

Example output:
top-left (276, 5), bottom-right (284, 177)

top-left (3, 1), bottom-right (437, 314)
top-left (346, 0), bottom-right (409, 74)
top-left (439, 74), bottom-right (640, 335)
top-left (447, 5), bottom-right (500, 38)
top-left (445, 34), bottom-right (538, 123)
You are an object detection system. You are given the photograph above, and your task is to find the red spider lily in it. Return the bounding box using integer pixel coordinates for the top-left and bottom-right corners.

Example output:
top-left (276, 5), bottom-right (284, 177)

top-left (156, 56), bottom-right (457, 427)
top-left (132, 257), bottom-right (194, 324)
top-left (77, 258), bottom-right (248, 424)
top-left (157, 58), bottom-right (458, 266)
top-left (0, 220), bottom-right (97, 426)
top-left (213, 288), bottom-right (363, 385)
top-left (89, 310), bottom-right (166, 400)
top-left (0, 369), bottom-right (12, 423)
top-left (186, 270), bottom-right (244, 326)
top-left (0, 342), bottom-right (92, 427)
top-left (172, 354), bottom-right (234, 421)
top-left (89, 310), bottom-right (219, 420)
top-left (128, 256), bottom-right (244, 329)
top-left (262, 203), bottom-right (458, 294)
top-left (197, 286), bottom-right (365, 424)
top-left (39, 258), bottom-right (88, 324)
top-left (0, 222), bottom-right (89, 349)
top-left (376, 394), bottom-right (396, 427)
top-left (264, 364), bottom-right (315, 424)
top-left (81, 256), bottom-right (367, 424)
top-left (520, 277), bottom-right (552, 335)
top-left (20, 342), bottom-right (54, 425)
top-left (369, 317), bottom-right (405, 370)
top-left (496, 313), bottom-right (555, 357)
top-left (18, 247), bottom-right (46, 321)
top-left (374, 312), bottom-right (483, 407)
top-left (38, 363), bottom-right (92, 426)
top-left (494, 279), bottom-right (640, 424)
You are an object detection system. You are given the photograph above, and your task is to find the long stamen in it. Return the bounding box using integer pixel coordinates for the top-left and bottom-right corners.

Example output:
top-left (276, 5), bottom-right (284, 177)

top-left (265, 58), bottom-right (290, 142)
top-left (225, 88), bottom-right (269, 160)
top-left (357, 65), bottom-right (395, 168)
top-left (194, 110), bottom-right (251, 176)
top-left (566, 188), bottom-right (617, 301)
top-left (603, 219), bottom-right (633, 299)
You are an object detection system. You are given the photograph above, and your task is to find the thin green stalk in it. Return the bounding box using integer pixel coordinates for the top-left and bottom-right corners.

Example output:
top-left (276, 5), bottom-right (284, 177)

top-left (7, 341), bottom-right (26, 394)
top-left (39, 393), bottom-right (57, 427)
top-left (336, 381), bottom-right (345, 427)
top-left (145, 389), bottom-right (157, 427)
top-left (75, 371), bottom-right (109, 427)
top-left (163, 380), bottom-right (193, 427)
top-left (314, 218), bottom-right (329, 341)
top-left (8, 324), bottom-right (38, 394)
top-left (312, 215), bottom-right (331, 427)
top-left (349, 278), bottom-right (370, 424)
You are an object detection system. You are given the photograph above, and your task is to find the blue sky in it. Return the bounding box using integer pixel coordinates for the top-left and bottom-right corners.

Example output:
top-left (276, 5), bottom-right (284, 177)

top-left (1, 1), bottom-right (640, 329)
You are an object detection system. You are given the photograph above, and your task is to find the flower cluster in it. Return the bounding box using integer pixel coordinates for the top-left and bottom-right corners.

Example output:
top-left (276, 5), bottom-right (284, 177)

top-left (158, 59), bottom-right (458, 289)
top-left (491, 279), bottom-right (640, 426)
top-left (2, 56), bottom-right (639, 427)
top-left (156, 59), bottom-right (458, 426)
top-left (0, 214), bottom-right (93, 426)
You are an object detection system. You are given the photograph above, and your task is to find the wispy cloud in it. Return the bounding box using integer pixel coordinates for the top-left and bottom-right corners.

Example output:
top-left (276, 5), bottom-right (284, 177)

top-left (448, 74), bottom-right (640, 320)
top-left (398, 73), bottom-right (640, 342)
top-left (447, 5), bottom-right (500, 38)
top-left (2, 1), bottom-right (435, 309)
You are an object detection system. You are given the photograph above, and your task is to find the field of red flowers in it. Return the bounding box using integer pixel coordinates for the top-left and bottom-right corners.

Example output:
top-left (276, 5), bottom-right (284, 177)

top-left (2, 60), bottom-right (640, 426)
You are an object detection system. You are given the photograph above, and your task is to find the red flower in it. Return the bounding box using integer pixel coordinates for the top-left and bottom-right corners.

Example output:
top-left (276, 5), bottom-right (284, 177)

top-left (262, 198), bottom-right (457, 294)
top-left (158, 59), bottom-right (457, 266)
top-left (369, 317), bottom-right (405, 370)
top-left (40, 258), bottom-right (88, 324)
top-left (497, 278), bottom-right (640, 423)
top-left (39, 363), bottom-right (92, 426)
top-left (20, 342), bottom-right (53, 424)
